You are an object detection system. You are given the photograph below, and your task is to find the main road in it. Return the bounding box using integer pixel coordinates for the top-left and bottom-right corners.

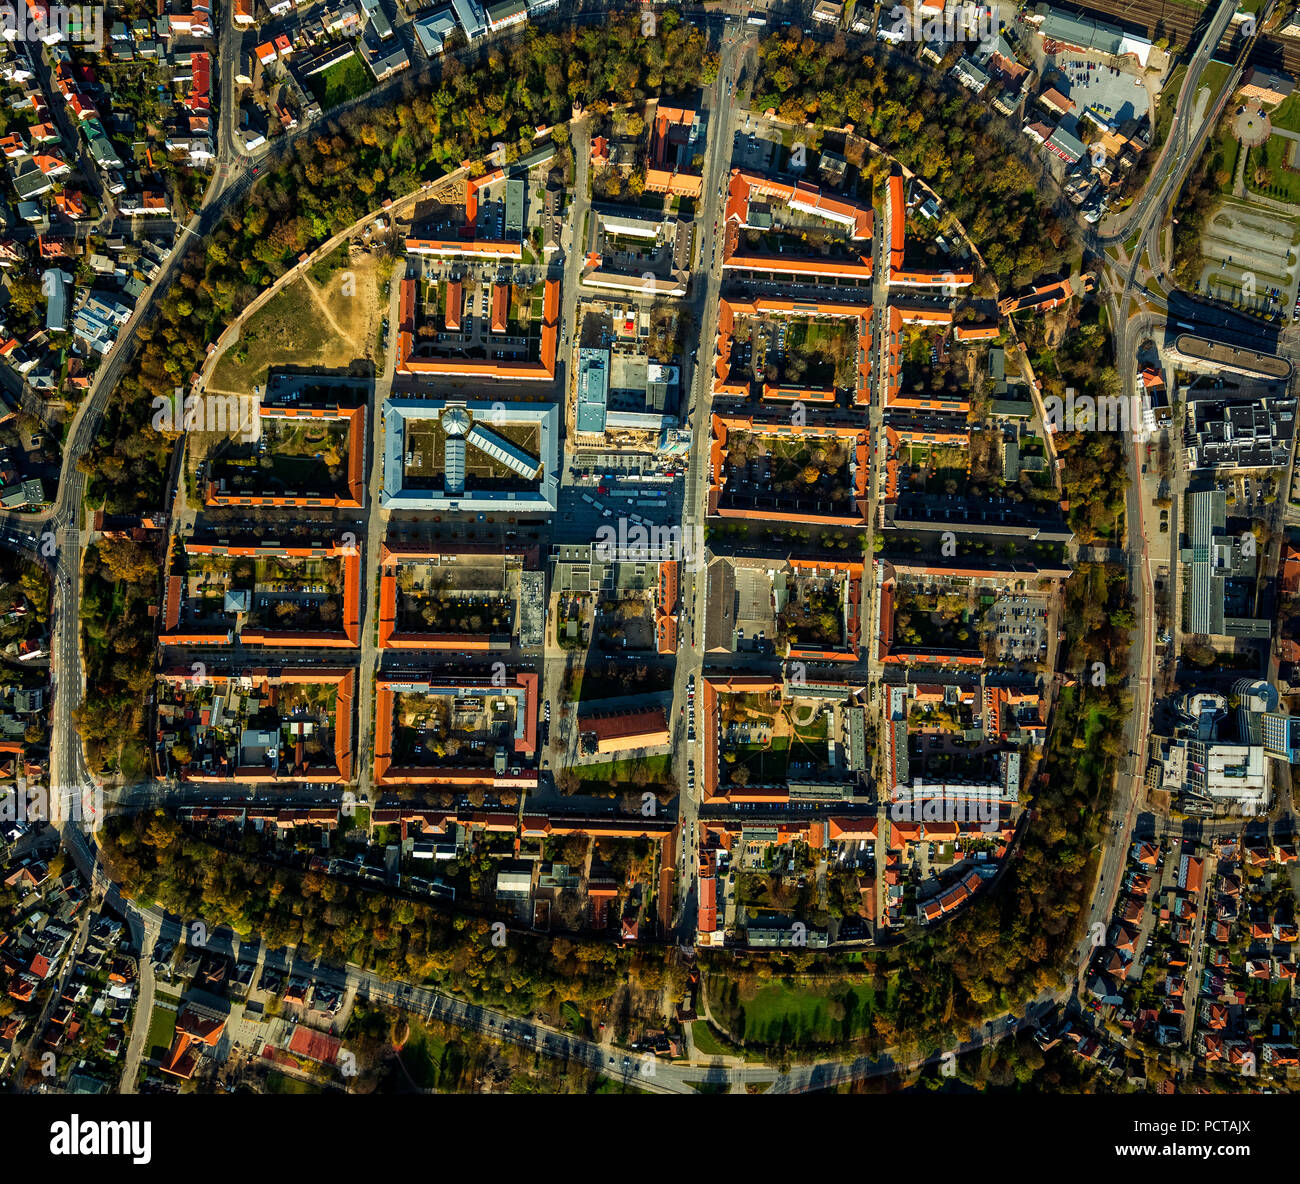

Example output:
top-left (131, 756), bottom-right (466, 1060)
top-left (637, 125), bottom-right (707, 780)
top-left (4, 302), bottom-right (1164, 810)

top-left (669, 15), bottom-right (757, 939)
top-left (1092, 0), bottom-right (1245, 251)
top-left (1077, 0), bottom-right (1276, 992)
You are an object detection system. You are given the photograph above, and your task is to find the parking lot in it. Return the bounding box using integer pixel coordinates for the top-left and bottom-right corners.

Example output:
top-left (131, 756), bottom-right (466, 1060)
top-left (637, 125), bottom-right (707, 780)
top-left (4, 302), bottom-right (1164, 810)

top-left (1225, 471), bottom-right (1278, 518)
top-left (554, 452), bottom-right (687, 546)
top-left (731, 123), bottom-right (781, 172)
top-left (1044, 56), bottom-right (1147, 129)
top-left (1197, 200), bottom-right (1300, 319)
top-left (988, 594), bottom-right (1049, 663)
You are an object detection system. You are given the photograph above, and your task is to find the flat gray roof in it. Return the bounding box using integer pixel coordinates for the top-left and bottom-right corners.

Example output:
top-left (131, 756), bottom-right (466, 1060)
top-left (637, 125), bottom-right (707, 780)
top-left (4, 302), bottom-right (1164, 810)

top-left (381, 398), bottom-right (558, 512)
top-left (1175, 334), bottom-right (1292, 381)
top-left (577, 347), bottom-right (609, 435)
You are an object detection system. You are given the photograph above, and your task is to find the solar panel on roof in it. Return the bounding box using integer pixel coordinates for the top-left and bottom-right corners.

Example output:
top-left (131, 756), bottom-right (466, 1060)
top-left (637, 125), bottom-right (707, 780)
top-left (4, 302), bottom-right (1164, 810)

top-left (466, 423), bottom-right (539, 479)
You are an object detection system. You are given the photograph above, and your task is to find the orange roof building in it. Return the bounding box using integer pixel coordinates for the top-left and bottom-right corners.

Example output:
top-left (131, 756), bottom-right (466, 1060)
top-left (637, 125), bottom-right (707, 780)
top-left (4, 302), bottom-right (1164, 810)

top-left (712, 295), bottom-right (873, 406)
top-left (445, 280), bottom-right (462, 331)
top-left (162, 538), bottom-right (360, 649)
top-left (377, 541), bottom-right (538, 650)
top-left (160, 1006), bottom-right (226, 1079)
top-left (727, 167), bottom-right (874, 241)
top-left (888, 174), bottom-right (905, 273)
top-left (490, 281), bottom-right (508, 334)
top-left (373, 672), bottom-right (538, 787)
top-left (287, 1026), bottom-right (341, 1065)
top-left (999, 278), bottom-right (1073, 317)
top-left (646, 105), bottom-right (703, 198)
top-left (656, 560), bottom-right (679, 656)
top-left (708, 410), bottom-right (870, 526)
top-left (953, 322), bottom-right (1000, 343)
top-left (405, 237), bottom-right (522, 260)
top-left (698, 875), bottom-right (717, 934)
top-left (160, 666), bottom-right (356, 783)
top-left (395, 276), bottom-right (559, 380)
top-left (577, 707), bottom-right (670, 755)
top-left (206, 399), bottom-right (365, 510)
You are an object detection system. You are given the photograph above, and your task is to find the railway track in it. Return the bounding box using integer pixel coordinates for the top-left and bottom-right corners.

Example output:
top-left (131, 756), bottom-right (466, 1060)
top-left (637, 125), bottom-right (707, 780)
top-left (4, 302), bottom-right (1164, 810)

top-left (1041, 0), bottom-right (1233, 53)
top-left (1250, 32), bottom-right (1300, 75)
top-left (1042, 0), bottom-right (1300, 74)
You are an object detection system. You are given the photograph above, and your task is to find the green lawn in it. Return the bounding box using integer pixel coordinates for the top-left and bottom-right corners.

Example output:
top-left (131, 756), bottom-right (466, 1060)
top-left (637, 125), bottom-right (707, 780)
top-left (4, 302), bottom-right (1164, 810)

top-left (561, 1001), bottom-right (586, 1034)
top-left (398, 1022), bottom-right (466, 1090)
top-left (732, 980), bottom-right (879, 1046)
top-left (568, 665), bottom-right (674, 701)
top-left (788, 712), bottom-right (830, 766)
top-left (1271, 93), bottom-right (1300, 135)
top-left (594, 1077), bottom-right (651, 1094)
top-left (730, 733), bottom-right (791, 782)
top-left (144, 1006), bottom-right (176, 1059)
top-left (574, 753), bottom-right (673, 788)
top-left (691, 1020), bottom-right (731, 1057)
top-left (791, 709), bottom-right (828, 743)
top-left (1152, 65), bottom-right (1186, 149)
top-left (208, 277), bottom-right (336, 392)
top-left (1245, 135), bottom-right (1300, 205)
top-left (266, 1070), bottom-right (318, 1094)
top-left (308, 55), bottom-right (371, 109)
top-left (1198, 60), bottom-right (1232, 103)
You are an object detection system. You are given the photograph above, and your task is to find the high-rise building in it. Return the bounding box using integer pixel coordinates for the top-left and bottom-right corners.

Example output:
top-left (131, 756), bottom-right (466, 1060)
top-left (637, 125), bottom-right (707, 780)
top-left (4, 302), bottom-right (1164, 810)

top-left (1262, 714), bottom-right (1300, 762)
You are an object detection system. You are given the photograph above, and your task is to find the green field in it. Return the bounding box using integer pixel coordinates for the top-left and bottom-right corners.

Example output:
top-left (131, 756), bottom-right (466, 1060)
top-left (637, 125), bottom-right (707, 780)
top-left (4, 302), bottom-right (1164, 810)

top-left (691, 1020), bottom-right (732, 1057)
top-left (1271, 93), bottom-right (1300, 136)
top-left (561, 1001), bottom-right (586, 1034)
top-left (1198, 60), bottom-right (1232, 103)
top-left (209, 279), bottom-right (335, 392)
top-left (574, 752), bottom-right (673, 788)
top-left (266, 1071), bottom-right (318, 1094)
top-left (144, 1005), bottom-right (176, 1059)
top-left (398, 1023), bottom-right (466, 1090)
top-left (722, 978), bottom-right (880, 1046)
top-left (566, 665), bottom-right (674, 701)
top-left (593, 1077), bottom-right (652, 1094)
top-left (308, 55), bottom-right (371, 109)
top-left (1245, 135), bottom-right (1300, 205)
top-left (731, 733), bottom-right (791, 781)
top-left (1152, 65), bottom-right (1186, 149)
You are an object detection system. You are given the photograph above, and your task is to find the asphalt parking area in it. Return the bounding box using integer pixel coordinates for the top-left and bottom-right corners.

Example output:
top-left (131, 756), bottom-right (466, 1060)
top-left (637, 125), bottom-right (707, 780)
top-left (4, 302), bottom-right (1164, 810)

top-left (1046, 55), bottom-right (1147, 127)
top-left (988, 595), bottom-right (1049, 663)
top-left (1198, 199), bottom-right (1300, 318)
